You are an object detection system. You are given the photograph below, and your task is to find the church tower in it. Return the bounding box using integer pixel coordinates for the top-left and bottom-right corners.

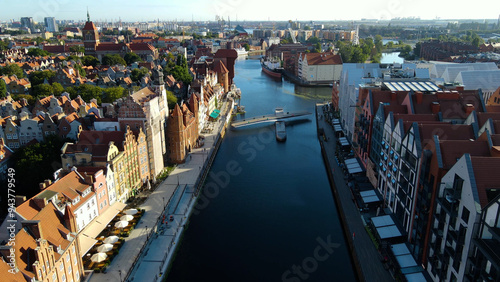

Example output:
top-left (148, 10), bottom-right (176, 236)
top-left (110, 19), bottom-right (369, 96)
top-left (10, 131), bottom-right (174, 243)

top-left (82, 10), bottom-right (100, 56)
top-left (166, 104), bottom-right (185, 164)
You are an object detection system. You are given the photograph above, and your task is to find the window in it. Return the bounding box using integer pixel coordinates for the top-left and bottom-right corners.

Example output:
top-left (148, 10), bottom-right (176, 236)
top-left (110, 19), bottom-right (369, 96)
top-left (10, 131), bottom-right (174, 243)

top-left (59, 263), bottom-right (64, 271)
top-left (62, 273), bottom-right (66, 282)
top-left (73, 255), bottom-right (77, 265)
top-left (66, 255), bottom-right (70, 262)
top-left (52, 273), bottom-right (57, 282)
top-left (461, 207), bottom-right (470, 223)
top-left (68, 265), bottom-right (72, 274)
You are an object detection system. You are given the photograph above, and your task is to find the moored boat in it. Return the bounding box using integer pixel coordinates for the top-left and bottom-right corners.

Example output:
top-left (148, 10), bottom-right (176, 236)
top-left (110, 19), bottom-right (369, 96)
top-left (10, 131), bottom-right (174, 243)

top-left (275, 121), bottom-right (286, 141)
top-left (261, 58), bottom-right (283, 79)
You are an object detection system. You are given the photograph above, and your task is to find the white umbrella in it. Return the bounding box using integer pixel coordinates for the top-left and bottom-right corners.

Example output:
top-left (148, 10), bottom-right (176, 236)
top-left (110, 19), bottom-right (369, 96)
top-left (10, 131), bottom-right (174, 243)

top-left (91, 252), bottom-right (108, 263)
top-left (97, 244), bottom-right (113, 253)
top-left (114, 220), bottom-right (129, 228)
top-left (120, 215), bottom-right (134, 221)
top-left (103, 236), bottom-right (119, 244)
top-left (124, 209), bottom-right (138, 215)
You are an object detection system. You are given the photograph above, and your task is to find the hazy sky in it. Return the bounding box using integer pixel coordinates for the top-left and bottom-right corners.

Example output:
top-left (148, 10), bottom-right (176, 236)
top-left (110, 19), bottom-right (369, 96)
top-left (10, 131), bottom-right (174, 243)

top-left (1, 0), bottom-right (499, 22)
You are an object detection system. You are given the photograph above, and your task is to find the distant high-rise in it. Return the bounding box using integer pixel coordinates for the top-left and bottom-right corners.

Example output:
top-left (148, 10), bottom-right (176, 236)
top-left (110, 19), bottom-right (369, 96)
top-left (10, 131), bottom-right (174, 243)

top-left (20, 17), bottom-right (34, 33)
top-left (44, 17), bottom-right (58, 32)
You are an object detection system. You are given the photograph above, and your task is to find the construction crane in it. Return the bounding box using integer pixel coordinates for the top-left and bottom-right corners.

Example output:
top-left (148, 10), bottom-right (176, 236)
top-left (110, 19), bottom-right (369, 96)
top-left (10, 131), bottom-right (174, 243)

top-left (288, 28), bottom-right (297, 44)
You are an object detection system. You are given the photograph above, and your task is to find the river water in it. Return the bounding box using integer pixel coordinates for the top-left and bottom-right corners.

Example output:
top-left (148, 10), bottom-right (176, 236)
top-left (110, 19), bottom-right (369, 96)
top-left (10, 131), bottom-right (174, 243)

top-left (166, 59), bottom-right (356, 282)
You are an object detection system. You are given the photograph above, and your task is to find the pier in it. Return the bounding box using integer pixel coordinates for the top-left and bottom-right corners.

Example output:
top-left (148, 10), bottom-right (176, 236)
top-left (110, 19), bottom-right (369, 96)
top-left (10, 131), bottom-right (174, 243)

top-left (231, 111), bottom-right (311, 128)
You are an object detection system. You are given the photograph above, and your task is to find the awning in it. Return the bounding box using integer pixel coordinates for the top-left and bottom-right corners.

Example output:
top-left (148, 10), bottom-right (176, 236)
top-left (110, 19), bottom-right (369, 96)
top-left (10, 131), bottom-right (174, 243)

top-left (338, 137), bottom-right (350, 147)
top-left (78, 201), bottom-right (126, 255)
top-left (345, 158), bottom-right (363, 174)
top-left (334, 124), bottom-right (343, 132)
top-left (209, 109), bottom-right (220, 119)
top-left (360, 190), bottom-right (382, 204)
top-left (376, 225), bottom-right (402, 239)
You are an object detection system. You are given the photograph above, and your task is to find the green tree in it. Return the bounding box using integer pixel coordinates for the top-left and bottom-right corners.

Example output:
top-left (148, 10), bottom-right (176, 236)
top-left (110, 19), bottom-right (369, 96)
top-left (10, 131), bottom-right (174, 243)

top-left (374, 35), bottom-right (383, 52)
top-left (166, 90), bottom-right (177, 109)
top-left (82, 55), bottom-right (99, 67)
top-left (131, 68), bottom-right (149, 82)
top-left (124, 52), bottom-right (142, 65)
top-left (0, 63), bottom-right (25, 78)
top-left (13, 94), bottom-right (35, 105)
top-left (102, 87), bottom-right (126, 103)
top-left (0, 79), bottom-right (6, 98)
top-left (27, 48), bottom-right (51, 57)
top-left (69, 46), bottom-right (85, 53)
top-left (29, 70), bottom-right (55, 86)
top-left (102, 54), bottom-right (126, 66)
top-left (52, 82), bottom-right (64, 95)
top-left (11, 134), bottom-right (70, 198)
top-left (32, 84), bottom-right (54, 97)
top-left (242, 43), bottom-right (250, 51)
top-left (306, 36), bottom-right (320, 44)
top-left (74, 64), bottom-right (86, 77)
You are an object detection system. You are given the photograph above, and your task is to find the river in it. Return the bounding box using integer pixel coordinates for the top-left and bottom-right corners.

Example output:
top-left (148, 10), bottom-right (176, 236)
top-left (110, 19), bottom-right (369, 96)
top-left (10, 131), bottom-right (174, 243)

top-left (166, 59), bottom-right (356, 282)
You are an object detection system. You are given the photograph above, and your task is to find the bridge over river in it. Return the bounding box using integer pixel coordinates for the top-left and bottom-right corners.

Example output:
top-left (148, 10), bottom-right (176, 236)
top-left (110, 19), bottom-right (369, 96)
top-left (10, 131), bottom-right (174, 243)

top-left (231, 111), bottom-right (311, 128)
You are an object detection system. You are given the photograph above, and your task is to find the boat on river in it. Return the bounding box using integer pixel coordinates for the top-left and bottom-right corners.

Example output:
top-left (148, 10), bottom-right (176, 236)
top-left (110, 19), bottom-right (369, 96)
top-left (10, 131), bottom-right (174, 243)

top-left (261, 58), bottom-right (283, 79)
top-left (275, 121), bottom-right (286, 141)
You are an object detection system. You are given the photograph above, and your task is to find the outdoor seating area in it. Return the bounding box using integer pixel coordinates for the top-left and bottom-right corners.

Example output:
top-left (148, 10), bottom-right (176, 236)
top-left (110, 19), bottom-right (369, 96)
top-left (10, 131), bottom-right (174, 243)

top-left (82, 208), bottom-right (145, 272)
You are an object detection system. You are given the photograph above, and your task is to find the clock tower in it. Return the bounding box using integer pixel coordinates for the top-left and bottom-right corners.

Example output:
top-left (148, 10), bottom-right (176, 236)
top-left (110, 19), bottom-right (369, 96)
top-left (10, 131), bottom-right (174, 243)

top-left (82, 10), bottom-right (100, 56)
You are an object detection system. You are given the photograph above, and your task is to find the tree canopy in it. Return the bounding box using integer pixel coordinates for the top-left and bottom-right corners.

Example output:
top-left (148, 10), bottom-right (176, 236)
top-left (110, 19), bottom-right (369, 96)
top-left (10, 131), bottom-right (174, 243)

top-left (27, 48), bottom-right (51, 57)
top-left (29, 70), bottom-right (55, 86)
top-left (0, 63), bottom-right (25, 78)
top-left (82, 55), bottom-right (99, 67)
top-left (124, 52), bottom-right (142, 65)
top-left (10, 134), bottom-right (71, 199)
top-left (166, 90), bottom-right (177, 110)
top-left (101, 54), bottom-right (126, 66)
top-left (0, 79), bottom-right (6, 98)
top-left (102, 87), bottom-right (127, 103)
top-left (131, 68), bottom-right (149, 82)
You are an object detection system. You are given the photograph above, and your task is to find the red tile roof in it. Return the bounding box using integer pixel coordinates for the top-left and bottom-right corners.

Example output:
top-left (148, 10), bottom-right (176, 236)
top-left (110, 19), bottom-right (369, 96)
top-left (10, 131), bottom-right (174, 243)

top-left (304, 52), bottom-right (342, 65)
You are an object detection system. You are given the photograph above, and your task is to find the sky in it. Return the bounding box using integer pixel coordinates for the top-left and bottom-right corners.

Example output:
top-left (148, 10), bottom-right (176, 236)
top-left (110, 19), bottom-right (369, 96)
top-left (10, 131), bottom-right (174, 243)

top-left (1, 0), bottom-right (499, 23)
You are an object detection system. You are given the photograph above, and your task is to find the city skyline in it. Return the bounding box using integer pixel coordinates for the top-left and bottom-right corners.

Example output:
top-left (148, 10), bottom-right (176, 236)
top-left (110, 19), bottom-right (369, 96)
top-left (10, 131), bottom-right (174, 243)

top-left (1, 0), bottom-right (499, 23)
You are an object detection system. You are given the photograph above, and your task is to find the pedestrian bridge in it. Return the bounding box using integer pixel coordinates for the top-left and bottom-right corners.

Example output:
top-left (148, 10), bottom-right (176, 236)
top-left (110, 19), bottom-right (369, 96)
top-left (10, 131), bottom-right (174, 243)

top-left (231, 111), bottom-right (312, 128)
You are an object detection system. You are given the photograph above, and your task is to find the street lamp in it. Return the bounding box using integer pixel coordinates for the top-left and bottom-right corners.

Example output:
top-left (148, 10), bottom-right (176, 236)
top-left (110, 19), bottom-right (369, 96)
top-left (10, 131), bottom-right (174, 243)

top-left (118, 270), bottom-right (122, 282)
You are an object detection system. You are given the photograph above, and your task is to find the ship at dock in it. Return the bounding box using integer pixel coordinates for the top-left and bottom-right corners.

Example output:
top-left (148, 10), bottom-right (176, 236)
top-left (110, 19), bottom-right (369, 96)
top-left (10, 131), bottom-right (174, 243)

top-left (261, 58), bottom-right (283, 79)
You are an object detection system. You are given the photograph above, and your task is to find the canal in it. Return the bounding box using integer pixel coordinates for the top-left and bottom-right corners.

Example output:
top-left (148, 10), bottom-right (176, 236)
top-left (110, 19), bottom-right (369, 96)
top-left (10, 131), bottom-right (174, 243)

top-left (166, 59), bottom-right (356, 282)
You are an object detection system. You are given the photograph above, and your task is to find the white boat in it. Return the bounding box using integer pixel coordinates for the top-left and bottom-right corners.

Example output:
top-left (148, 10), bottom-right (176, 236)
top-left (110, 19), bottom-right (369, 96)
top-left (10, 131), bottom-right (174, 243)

top-left (235, 47), bottom-right (248, 58)
top-left (275, 121), bottom-right (286, 142)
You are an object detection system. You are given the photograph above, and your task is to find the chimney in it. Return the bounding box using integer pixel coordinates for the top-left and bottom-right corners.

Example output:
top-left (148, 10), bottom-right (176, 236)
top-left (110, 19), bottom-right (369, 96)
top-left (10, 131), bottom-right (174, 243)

top-left (21, 220), bottom-right (44, 240)
top-left (431, 102), bottom-right (441, 114)
top-left (33, 197), bottom-right (48, 210)
top-left (44, 179), bottom-right (52, 187)
top-left (391, 92), bottom-right (396, 101)
top-left (415, 91), bottom-right (423, 104)
top-left (39, 182), bottom-right (46, 190)
top-left (465, 104), bottom-right (475, 115)
top-left (84, 172), bottom-right (94, 185)
top-left (0, 246), bottom-right (16, 270)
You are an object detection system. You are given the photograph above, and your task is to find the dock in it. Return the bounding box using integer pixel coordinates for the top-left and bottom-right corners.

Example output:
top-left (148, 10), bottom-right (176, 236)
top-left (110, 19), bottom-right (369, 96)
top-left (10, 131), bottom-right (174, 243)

top-left (231, 111), bottom-right (311, 128)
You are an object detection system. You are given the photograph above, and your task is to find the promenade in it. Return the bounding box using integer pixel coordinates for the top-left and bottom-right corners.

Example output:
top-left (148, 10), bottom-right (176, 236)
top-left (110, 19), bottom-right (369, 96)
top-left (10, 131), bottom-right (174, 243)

top-left (316, 103), bottom-right (394, 282)
top-left (90, 99), bottom-right (233, 282)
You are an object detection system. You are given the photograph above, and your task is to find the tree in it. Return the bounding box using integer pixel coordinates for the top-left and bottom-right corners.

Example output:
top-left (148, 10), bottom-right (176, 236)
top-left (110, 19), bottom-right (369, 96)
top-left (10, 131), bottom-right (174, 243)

top-left (13, 94), bottom-right (35, 105)
top-left (374, 35), bottom-right (383, 52)
top-left (27, 48), bottom-right (51, 57)
top-left (0, 79), bottom-right (6, 98)
top-left (306, 36), bottom-right (320, 44)
top-left (166, 90), bottom-right (177, 110)
top-left (32, 84), bottom-right (54, 97)
top-left (82, 55), bottom-right (99, 67)
top-left (0, 63), bottom-right (25, 78)
top-left (131, 68), bottom-right (149, 82)
top-left (29, 70), bottom-right (55, 86)
top-left (69, 46), bottom-right (85, 53)
top-left (74, 64), bottom-right (86, 77)
top-left (242, 43), bottom-right (250, 51)
top-left (102, 87), bottom-right (126, 103)
top-left (11, 135), bottom-right (70, 198)
top-left (102, 54), bottom-right (126, 66)
top-left (52, 82), bottom-right (64, 95)
top-left (124, 52), bottom-right (142, 65)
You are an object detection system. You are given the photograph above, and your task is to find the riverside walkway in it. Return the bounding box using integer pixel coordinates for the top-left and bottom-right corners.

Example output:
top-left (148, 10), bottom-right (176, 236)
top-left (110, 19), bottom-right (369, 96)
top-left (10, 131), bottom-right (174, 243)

top-left (89, 99), bottom-right (233, 282)
top-left (316, 103), bottom-right (394, 282)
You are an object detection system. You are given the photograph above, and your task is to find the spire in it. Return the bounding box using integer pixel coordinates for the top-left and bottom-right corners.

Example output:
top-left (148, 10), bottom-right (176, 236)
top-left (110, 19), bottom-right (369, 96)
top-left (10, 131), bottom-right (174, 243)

top-left (87, 7), bottom-right (90, 22)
